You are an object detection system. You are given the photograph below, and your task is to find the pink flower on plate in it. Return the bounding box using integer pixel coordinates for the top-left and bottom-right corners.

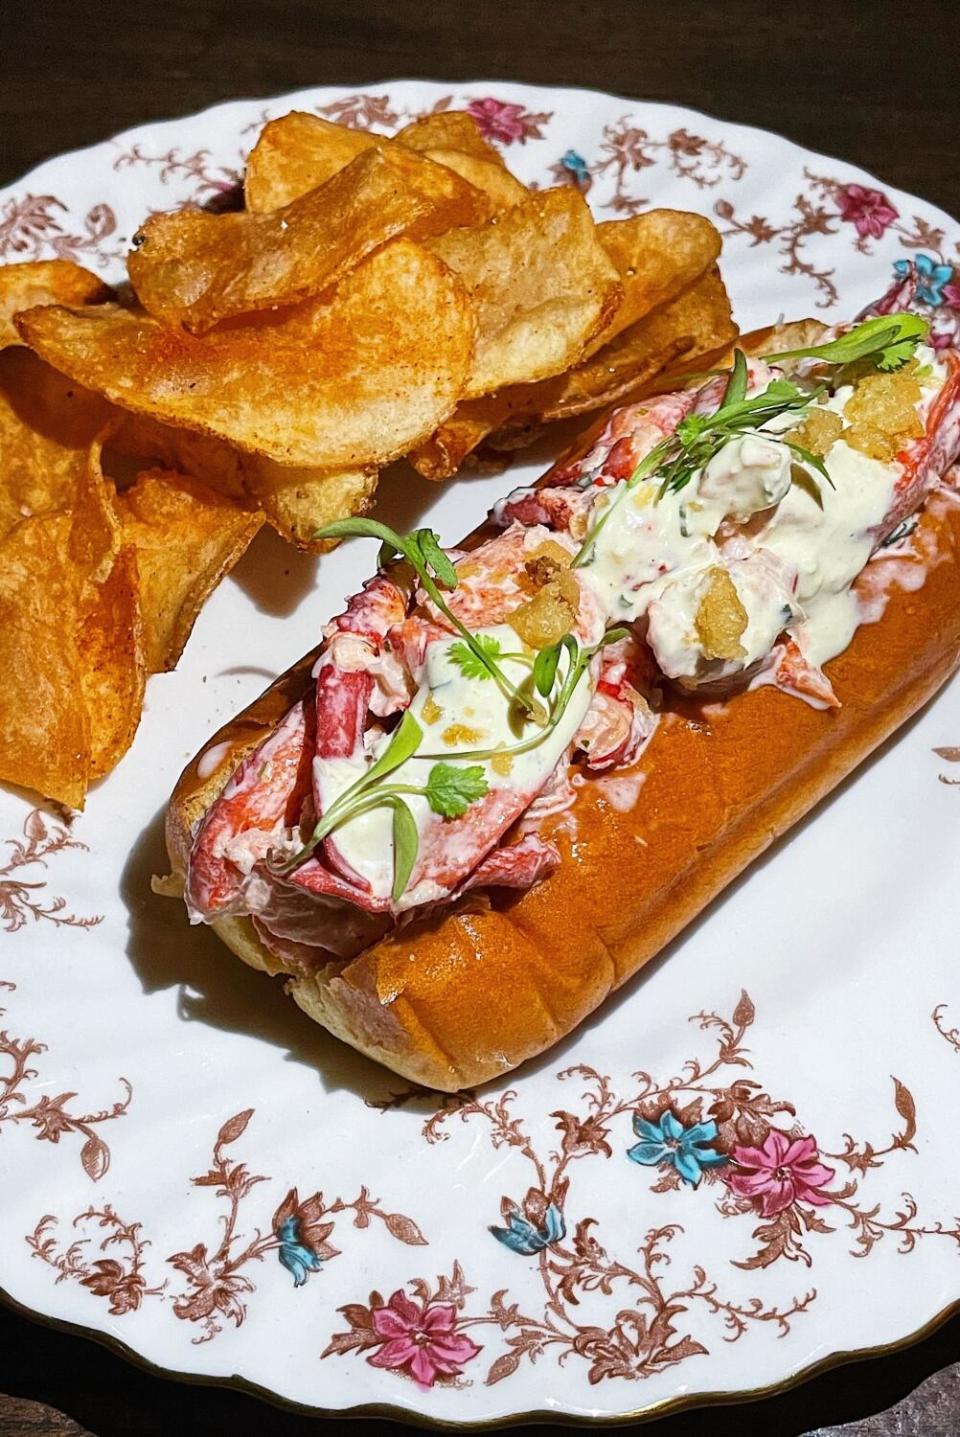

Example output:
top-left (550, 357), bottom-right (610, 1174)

top-left (368, 1289), bottom-right (481, 1389)
top-left (837, 183), bottom-right (899, 239)
top-left (943, 279), bottom-right (960, 312)
top-left (725, 1131), bottom-right (835, 1217)
top-left (466, 98), bottom-right (531, 144)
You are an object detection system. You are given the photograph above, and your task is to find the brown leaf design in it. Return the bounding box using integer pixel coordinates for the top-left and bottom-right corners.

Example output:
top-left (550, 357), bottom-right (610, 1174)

top-left (382, 1211), bottom-right (427, 1246)
top-left (933, 746), bottom-right (960, 761)
top-left (80, 1133), bottom-right (109, 1183)
top-left (216, 1109), bottom-right (253, 1147)
top-left (23, 810), bottom-right (48, 843)
top-left (892, 1078), bottom-right (917, 1147)
top-left (485, 1350), bottom-right (522, 1386)
top-left (732, 990), bottom-right (756, 1029)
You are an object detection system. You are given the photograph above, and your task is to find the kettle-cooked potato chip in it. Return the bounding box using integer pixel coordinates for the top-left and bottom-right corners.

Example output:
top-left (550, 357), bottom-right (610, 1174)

top-left (0, 348), bottom-right (114, 538)
top-left (245, 109), bottom-right (508, 215)
top-left (0, 513), bottom-right (90, 808)
top-left (245, 112), bottom-right (380, 211)
top-left (589, 210), bottom-right (723, 355)
top-left (532, 266), bottom-right (738, 420)
top-left (394, 110), bottom-right (507, 164)
top-left (0, 260), bottom-right (112, 348)
top-left (17, 238), bottom-right (476, 469)
top-left (421, 149), bottom-right (526, 211)
top-left (241, 455), bottom-right (378, 551)
top-left (426, 188), bottom-right (621, 399)
top-left (116, 469), bottom-right (263, 671)
top-left (409, 267), bottom-right (736, 477)
top-left (129, 147), bottom-right (488, 333)
top-left (79, 544), bottom-right (146, 779)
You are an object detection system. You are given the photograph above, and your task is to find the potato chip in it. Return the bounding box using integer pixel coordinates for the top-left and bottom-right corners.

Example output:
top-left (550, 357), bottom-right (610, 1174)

top-left (116, 469), bottom-right (263, 671)
top-left (103, 411), bottom-right (250, 501)
top-left (588, 210), bottom-right (722, 355)
top-left (0, 513), bottom-right (90, 808)
top-left (244, 109), bottom-right (491, 221)
top-left (17, 238), bottom-right (476, 468)
top-left (0, 348), bottom-right (113, 537)
top-left (129, 147), bottom-right (489, 332)
top-left (532, 266), bottom-right (738, 420)
top-left (0, 260), bottom-right (112, 348)
top-left (409, 268), bottom-right (736, 477)
top-left (395, 110), bottom-right (506, 164)
top-left (241, 455), bottom-right (378, 550)
top-left (426, 188), bottom-right (621, 399)
top-left (67, 442), bottom-right (122, 599)
top-left (79, 544), bottom-right (146, 778)
top-left (422, 149), bottom-right (526, 211)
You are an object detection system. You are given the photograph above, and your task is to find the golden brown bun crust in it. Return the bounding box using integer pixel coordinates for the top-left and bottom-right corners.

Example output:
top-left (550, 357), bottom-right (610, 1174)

top-left (167, 328), bottom-right (960, 1092)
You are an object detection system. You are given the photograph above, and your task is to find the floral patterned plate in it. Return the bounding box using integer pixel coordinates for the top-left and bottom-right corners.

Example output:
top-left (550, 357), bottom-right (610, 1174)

top-left (2, 80), bottom-right (960, 1426)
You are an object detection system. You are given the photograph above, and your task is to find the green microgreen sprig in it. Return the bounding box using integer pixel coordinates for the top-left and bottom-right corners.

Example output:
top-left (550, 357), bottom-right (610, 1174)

top-left (316, 518), bottom-right (545, 723)
top-left (272, 710), bottom-right (491, 901)
top-left (762, 312), bottom-right (929, 374)
top-left (419, 627), bottom-right (629, 764)
top-left (572, 313), bottom-right (930, 568)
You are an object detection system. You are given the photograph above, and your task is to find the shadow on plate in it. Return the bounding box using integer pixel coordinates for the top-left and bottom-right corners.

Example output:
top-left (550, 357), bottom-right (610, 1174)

top-left (119, 805), bottom-right (394, 1102)
top-left (118, 628), bottom-right (945, 1115)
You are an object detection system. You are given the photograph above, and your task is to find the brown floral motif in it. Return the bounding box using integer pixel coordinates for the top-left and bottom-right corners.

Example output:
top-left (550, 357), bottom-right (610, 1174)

top-left (933, 745), bottom-right (960, 786)
top-left (347, 990), bottom-right (960, 1392)
top-left (0, 981), bottom-right (130, 1180)
top-left (595, 118), bottom-right (747, 214)
top-left (112, 143), bottom-right (242, 203)
top-left (27, 1207), bottom-right (164, 1314)
top-left (314, 93), bottom-right (405, 132)
top-left (714, 169), bottom-right (960, 310)
top-left (1, 809), bottom-right (102, 934)
top-left (0, 193), bottom-right (119, 269)
top-left (167, 1108), bottom-right (427, 1343)
top-left (933, 1005), bottom-right (960, 1054)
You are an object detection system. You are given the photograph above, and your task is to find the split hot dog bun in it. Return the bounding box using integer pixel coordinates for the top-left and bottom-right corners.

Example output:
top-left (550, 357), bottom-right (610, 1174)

top-left (166, 327), bottom-right (960, 1092)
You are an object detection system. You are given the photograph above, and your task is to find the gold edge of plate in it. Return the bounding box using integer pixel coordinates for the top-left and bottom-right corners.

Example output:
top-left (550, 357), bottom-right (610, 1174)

top-left (1, 1278), bottom-right (958, 1429)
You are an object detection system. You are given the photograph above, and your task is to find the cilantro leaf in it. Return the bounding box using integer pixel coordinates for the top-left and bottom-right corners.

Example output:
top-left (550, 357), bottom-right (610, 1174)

top-left (424, 762), bottom-right (489, 819)
top-left (763, 313), bottom-right (929, 372)
top-left (448, 634), bottom-right (503, 680)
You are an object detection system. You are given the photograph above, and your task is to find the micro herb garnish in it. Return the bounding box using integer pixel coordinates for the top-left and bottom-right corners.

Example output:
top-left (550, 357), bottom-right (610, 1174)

top-left (448, 633), bottom-right (504, 680)
top-left (420, 627), bottom-right (630, 764)
top-left (762, 312), bottom-right (929, 374)
top-left (571, 360), bottom-right (824, 567)
top-left (273, 709), bottom-right (491, 901)
top-left (316, 518), bottom-right (545, 723)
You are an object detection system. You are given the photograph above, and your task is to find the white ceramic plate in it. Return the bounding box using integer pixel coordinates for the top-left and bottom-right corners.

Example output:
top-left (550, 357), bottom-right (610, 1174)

top-left (3, 80), bottom-right (960, 1426)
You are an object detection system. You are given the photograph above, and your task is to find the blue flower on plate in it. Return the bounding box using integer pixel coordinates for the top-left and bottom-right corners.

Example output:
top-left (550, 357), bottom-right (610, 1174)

top-left (559, 148), bottom-right (591, 191)
top-left (490, 1200), bottom-right (566, 1255)
top-left (895, 254), bottom-right (954, 308)
top-left (627, 1111), bottom-right (727, 1186)
top-left (276, 1216), bottom-right (323, 1287)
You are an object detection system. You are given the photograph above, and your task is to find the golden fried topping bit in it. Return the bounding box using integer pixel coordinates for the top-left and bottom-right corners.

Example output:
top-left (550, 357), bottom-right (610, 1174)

top-left (422, 695), bottom-right (442, 725)
top-left (788, 407), bottom-right (844, 457)
top-left (441, 722), bottom-right (482, 747)
top-left (490, 751), bottom-right (514, 777)
top-left (843, 368), bottom-right (925, 461)
top-left (508, 569), bottom-right (581, 647)
top-left (695, 566), bottom-right (748, 661)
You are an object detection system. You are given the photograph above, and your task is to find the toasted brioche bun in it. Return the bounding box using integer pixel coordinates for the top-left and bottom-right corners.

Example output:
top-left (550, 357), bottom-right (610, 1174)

top-left (166, 327), bottom-right (960, 1091)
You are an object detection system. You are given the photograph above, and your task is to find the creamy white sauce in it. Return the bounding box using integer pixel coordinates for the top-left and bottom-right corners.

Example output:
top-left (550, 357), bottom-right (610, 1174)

top-left (313, 624), bottom-right (593, 907)
top-left (582, 345), bottom-right (949, 682)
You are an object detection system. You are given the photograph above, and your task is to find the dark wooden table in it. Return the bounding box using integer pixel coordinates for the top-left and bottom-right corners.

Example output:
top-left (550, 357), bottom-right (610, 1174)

top-left (3, 0), bottom-right (959, 1431)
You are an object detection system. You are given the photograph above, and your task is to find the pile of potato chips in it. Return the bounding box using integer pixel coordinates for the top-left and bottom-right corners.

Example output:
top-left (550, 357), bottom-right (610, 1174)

top-left (2, 107), bottom-right (737, 808)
